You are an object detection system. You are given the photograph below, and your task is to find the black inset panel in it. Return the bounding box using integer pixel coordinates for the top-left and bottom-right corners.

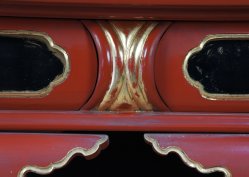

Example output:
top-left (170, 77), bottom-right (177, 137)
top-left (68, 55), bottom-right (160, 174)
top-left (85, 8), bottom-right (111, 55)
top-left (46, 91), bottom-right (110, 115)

top-left (187, 40), bottom-right (249, 94)
top-left (0, 36), bottom-right (63, 91)
top-left (26, 133), bottom-right (224, 177)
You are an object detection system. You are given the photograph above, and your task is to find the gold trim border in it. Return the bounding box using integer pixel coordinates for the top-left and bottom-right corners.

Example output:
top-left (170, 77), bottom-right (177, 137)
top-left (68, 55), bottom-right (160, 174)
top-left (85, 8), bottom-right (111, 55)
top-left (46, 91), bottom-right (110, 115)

top-left (18, 135), bottom-right (108, 177)
top-left (0, 30), bottom-right (70, 98)
top-left (144, 134), bottom-right (232, 177)
top-left (183, 34), bottom-right (249, 100)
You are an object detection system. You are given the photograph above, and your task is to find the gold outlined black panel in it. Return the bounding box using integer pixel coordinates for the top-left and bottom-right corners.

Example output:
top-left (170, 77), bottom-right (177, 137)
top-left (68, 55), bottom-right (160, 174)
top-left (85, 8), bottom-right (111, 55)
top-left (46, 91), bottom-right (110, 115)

top-left (0, 30), bottom-right (70, 98)
top-left (184, 34), bottom-right (249, 100)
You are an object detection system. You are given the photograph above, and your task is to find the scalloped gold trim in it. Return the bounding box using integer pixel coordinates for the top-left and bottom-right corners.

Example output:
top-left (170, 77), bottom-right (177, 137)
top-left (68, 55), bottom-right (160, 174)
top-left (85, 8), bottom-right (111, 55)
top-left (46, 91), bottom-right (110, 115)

top-left (18, 135), bottom-right (108, 177)
top-left (0, 30), bottom-right (70, 98)
top-left (183, 34), bottom-right (249, 100)
top-left (144, 134), bottom-right (232, 177)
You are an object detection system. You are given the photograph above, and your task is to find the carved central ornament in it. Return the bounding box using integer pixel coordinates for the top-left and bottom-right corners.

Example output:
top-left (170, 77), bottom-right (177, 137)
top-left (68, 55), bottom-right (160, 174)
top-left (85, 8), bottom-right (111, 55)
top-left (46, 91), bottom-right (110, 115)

top-left (96, 21), bottom-right (157, 111)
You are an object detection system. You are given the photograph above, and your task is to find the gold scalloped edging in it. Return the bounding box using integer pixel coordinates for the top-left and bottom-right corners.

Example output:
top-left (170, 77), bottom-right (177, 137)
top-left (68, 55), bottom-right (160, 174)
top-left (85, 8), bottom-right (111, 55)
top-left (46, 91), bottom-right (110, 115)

top-left (183, 34), bottom-right (249, 100)
top-left (0, 30), bottom-right (70, 98)
top-left (18, 135), bottom-right (108, 177)
top-left (144, 134), bottom-right (232, 177)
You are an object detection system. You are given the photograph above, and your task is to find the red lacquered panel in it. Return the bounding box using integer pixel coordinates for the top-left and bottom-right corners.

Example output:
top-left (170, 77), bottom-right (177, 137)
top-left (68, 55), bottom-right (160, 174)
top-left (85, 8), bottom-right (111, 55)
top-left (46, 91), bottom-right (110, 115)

top-left (145, 134), bottom-right (249, 177)
top-left (3, 0), bottom-right (249, 6)
top-left (1, 1), bottom-right (249, 20)
top-left (0, 133), bottom-right (108, 177)
top-left (0, 18), bottom-right (97, 110)
top-left (155, 22), bottom-right (249, 112)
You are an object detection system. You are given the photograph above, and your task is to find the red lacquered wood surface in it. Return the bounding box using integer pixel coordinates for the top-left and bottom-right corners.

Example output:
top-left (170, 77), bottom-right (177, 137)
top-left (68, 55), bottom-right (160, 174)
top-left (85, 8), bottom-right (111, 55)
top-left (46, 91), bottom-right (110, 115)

top-left (82, 20), bottom-right (114, 110)
top-left (0, 18), bottom-right (97, 110)
top-left (1, 1), bottom-right (249, 20)
top-left (141, 22), bottom-right (171, 111)
top-left (0, 133), bottom-right (108, 177)
top-left (0, 111), bottom-right (248, 132)
top-left (155, 22), bottom-right (249, 112)
top-left (4, 0), bottom-right (249, 6)
top-left (82, 20), bottom-right (169, 111)
top-left (145, 134), bottom-right (249, 177)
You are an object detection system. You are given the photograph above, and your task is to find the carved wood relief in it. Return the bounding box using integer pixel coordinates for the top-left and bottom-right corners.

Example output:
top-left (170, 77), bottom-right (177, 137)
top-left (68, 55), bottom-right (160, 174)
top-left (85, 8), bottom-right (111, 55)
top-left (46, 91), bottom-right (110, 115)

top-left (16, 133), bottom-right (231, 177)
top-left (82, 21), bottom-right (170, 111)
top-left (0, 2), bottom-right (249, 177)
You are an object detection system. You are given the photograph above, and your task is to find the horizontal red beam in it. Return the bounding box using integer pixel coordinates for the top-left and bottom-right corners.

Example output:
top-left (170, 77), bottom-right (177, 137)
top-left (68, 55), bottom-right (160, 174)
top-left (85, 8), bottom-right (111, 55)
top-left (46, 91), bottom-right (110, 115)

top-left (1, 2), bottom-right (249, 20)
top-left (0, 111), bottom-right (249, 132)
top-left (3, 0), bottom-right (249, 6)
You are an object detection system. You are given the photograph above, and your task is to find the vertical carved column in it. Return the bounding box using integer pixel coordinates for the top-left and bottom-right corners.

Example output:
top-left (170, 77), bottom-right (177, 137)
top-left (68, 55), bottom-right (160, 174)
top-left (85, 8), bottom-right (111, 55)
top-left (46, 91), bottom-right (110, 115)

top-left (82, 21), bottom-right (170, 111)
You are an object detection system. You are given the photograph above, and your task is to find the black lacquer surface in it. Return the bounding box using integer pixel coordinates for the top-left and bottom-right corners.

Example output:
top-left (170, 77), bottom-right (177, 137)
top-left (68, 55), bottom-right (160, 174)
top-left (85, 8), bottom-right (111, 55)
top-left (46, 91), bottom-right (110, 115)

top-left (187, 40), bottom-right (249, 94)
top-left (0, 36), bottom-right (63, 91)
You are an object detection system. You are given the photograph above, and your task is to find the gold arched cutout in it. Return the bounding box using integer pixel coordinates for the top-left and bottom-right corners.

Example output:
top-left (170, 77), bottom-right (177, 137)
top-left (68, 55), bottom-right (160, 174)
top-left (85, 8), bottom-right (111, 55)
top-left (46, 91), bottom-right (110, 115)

top-left (0, 30), bottom-right (70, 98)
top-left (144, 134), bottom-right (232, 177)
top-left (183, 34), bottom-right (249, 100)
top-left (18, 135), bottom-right (108, 177)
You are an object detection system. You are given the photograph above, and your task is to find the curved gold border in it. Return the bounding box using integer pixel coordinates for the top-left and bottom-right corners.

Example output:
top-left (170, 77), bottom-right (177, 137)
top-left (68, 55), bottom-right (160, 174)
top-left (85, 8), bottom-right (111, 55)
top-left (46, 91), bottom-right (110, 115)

top-left (18, 135), bottom-right (108, 177)
top-left (0, 30), bottom-right (70, 98)
top-left (183, 34), bottom-right (249, 100)
top-left (144, 134), bottom-right (232, 177)
top-left (97, 22), bottom-right (156, 111)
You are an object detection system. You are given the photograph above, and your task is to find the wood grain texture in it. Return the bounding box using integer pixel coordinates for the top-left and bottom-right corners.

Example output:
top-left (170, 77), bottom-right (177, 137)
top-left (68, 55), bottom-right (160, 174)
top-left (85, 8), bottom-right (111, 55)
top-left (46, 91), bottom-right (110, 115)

top-left (145, 134), bottom-right (249, 177)
top-left (0, 133), bottom-right (108, 177)
top-left (0, 18), bottom-right (97, 110)
top-left (0, 111), bottom-right (248, 132)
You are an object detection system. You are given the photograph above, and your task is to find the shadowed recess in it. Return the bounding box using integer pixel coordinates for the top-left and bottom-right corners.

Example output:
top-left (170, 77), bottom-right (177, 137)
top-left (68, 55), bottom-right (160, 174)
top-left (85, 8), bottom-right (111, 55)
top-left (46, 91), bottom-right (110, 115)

top-left (25, 133), bottom-right (224, 177)
top-left (0, 36), bottom-right (63, 91)
top-left (187, 40), bottom-right (249, 94)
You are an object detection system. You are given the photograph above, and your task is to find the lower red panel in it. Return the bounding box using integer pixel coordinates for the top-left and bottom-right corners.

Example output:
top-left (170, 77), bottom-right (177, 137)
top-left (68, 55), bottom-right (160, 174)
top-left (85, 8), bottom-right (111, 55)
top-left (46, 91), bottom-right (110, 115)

top-left (145, 134), bottom-right (249, 177)
top-left (0, 133), bottom-right (108, 177)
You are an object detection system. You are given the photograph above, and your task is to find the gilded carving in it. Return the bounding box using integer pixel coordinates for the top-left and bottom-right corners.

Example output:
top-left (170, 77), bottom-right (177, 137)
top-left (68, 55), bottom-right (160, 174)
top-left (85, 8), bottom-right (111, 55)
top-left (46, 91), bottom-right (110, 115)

top-left (96, 21), bottom-right (157, 111)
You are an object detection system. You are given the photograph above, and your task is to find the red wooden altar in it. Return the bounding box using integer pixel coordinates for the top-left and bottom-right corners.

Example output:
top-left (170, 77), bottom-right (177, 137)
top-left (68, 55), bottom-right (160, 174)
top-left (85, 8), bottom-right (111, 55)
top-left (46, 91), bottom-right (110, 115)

top-left (0, 1), bottom-right (248, 177)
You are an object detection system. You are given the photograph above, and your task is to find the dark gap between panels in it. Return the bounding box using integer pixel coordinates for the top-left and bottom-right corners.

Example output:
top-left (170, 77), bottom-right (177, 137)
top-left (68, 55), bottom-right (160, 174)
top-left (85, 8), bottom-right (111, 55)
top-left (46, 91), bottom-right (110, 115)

top-left (26, 133), bottom-right (224, 177)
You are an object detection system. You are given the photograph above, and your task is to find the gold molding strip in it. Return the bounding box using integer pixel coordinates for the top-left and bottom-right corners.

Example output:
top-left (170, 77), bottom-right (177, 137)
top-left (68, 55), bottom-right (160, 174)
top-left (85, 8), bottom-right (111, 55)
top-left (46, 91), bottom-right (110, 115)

top-left (97, 21), bottom-right (157, 111)
top-left (183, 34), bottom-right (249, 100)
top-left (144, 134), bottom-right (232, 177)
top-left (18, 135), bottom-right (108, 177)
top-left (0, 30), bottom-right (70, 98)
